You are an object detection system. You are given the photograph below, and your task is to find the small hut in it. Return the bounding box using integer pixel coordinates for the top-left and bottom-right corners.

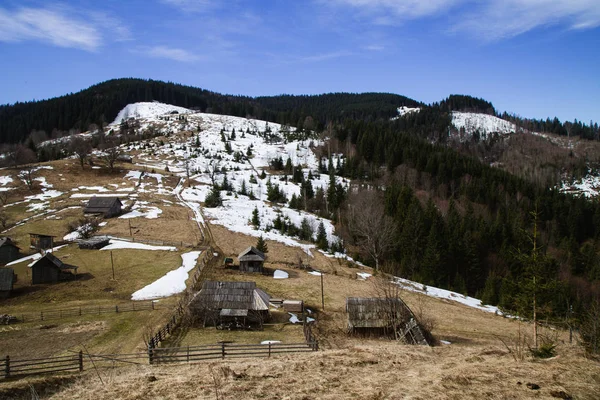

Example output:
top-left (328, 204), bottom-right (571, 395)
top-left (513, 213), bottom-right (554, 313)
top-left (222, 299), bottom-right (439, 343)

top-left (29, 233), bottom-right (56, 250)
top-left (31, 253), bottom-right (78, 284)
top-left (0, 237), bottom-right (20, 265)
top-left (346, 297), bottom-right (429, 344)
top-left (190, 281), bottom-right (270, 327)
top-left (84, 197), bottom-right (122, 218)
top-left (0, 268), bottom-right (16, 298)
top-left (238, 246), bottom-right (265, 273)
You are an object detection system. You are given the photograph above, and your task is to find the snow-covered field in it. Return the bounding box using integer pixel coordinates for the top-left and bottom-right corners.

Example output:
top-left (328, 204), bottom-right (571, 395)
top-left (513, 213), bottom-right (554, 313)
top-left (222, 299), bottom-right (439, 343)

top-left (131, 251), bottom-right (201, 300)
top-left (451, 112), bottom-right (518, 140)
top-left (112, 102), bottom-right (193, 125)
top-left (559, 174), bottom-right (600, 198)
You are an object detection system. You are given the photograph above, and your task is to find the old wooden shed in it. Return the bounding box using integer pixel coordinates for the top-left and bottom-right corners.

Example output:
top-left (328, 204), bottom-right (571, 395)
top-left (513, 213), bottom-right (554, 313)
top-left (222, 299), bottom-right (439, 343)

top-left (238, 246), bottom-right (265, 273)
top-left (31, 253), bottom-right (78, 284)
top-left (190, 281), bottom-right (270, 327)
top-left (0, 237), bottom-right (20, 265)
top-left (0, 268), bottom-right (16, 298)
top-left (29, 233), bottom-right (56, 250)
top-left (84, 196), bottom-right (122, 218)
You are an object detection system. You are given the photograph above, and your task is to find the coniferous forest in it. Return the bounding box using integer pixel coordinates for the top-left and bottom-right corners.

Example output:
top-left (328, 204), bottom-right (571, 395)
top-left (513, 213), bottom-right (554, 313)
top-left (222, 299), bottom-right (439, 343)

top-left (1, 78), bottom-right (600, 326)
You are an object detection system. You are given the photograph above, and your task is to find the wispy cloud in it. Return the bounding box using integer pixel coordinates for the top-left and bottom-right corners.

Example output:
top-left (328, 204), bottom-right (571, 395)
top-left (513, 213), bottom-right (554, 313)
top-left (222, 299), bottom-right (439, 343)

top-left (454, 0), bottom-right (600, 41)
top-left (0, 5), bottom-right (131, 51)
top-left (160, 0), bottom-right (217, 13)
top-left (0, 6), bottom-right (101, 51)
top-left (325, 0), bottom-right (600, 40)
top-left (136, 45), bottom-right (200, 62)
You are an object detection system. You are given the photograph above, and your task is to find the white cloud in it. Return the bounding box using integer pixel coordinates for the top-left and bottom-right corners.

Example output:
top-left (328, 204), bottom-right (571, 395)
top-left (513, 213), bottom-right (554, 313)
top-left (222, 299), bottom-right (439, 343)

top-left (454, 0), bottom-right (600, 41)
top-left (0, 6), bottom-right (131, 51)
top-left (137, 46), bottom-right (199, 62)
top-left (326, 0), bottom-right (600, 39)
top-left (0, 7), bottom-right (101, 51)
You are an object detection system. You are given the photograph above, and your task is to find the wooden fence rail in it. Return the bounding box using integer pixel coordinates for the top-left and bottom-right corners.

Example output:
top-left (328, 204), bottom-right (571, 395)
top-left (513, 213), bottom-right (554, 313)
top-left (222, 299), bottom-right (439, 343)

top-left (149, 342), bottom-right (317, 364)
top-left (1, 352), bottom-right (82, 378)
top-left (8, 301), bottom-right (156, 324)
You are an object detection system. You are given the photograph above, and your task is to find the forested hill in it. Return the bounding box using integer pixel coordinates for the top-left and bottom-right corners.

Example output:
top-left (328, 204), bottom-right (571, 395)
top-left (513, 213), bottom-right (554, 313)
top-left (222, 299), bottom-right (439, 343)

top-left (0, 78), bottom-right (421, 144)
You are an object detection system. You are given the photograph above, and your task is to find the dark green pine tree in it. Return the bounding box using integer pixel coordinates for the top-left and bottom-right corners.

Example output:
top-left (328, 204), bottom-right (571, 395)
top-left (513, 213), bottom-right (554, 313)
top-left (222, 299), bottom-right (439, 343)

top-left (251, 206), bottom-right (260, 229)
top-left (256, 235), bottom-right (268, 253)
top-left (316, 221), bottom-right (328, 250)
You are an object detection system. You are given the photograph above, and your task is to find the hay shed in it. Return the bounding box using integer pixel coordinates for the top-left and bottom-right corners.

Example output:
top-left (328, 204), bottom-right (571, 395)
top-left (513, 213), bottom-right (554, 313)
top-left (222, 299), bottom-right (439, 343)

top-left (0, 268), bottom-right (16, 298)
top-left (0, 237), bottom-right (20, 265)
top-left (31, 253), bottom-right (78, 284)
top-left (190, 281), bottom-right (270, 327)
top-left (29, 233), bottom-right (56, 250)
top-left (283, 300), bottom-right (304, 313)
top-left (238, 246), bottom-right (265, 273)
top-left (84, 197), bottom-right (122, 218)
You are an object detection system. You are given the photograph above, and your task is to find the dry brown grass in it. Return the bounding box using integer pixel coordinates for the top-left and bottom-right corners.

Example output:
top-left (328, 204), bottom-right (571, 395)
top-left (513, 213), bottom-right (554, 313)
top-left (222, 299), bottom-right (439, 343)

top-left (0, 341), bottom-right (595, 400)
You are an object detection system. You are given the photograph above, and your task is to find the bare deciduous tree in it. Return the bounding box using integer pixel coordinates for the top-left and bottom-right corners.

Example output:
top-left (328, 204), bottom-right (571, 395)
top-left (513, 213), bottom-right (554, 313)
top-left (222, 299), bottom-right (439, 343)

top-left (69, 136), bottom-right (93, 169)
top-left (347, 190), bottom-right (397, 270)
top-left (100, 138), bottom-right (121, 173)
top-left (2, 144), bottom-right (36, 168)
top-left (18, 166), bottom-right (37, 191)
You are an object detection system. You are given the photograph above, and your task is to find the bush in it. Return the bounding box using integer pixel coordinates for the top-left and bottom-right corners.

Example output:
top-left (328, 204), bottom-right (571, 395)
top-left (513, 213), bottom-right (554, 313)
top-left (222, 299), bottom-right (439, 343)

top-left (204, 189), bottom-right (223, 207)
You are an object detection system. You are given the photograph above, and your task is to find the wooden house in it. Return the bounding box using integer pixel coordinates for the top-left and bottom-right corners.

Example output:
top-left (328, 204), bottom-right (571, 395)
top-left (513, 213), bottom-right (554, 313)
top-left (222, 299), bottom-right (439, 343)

top-left (84, 197), bottom-right (122, 218)
top-left (190, 281), bottom-right (270, 327)
top-left (346, 297), bottom-right (410, 337)
top-left (0, 268), bottom-right (16, 298)
top-left (0, 237), bottom-right (20, 265)
top-left (238, 246), bottom-right (265, 273)
top-left (29, 233), bottom-right (56, 250)
top-left (31, 253), bottom-right (78, 284)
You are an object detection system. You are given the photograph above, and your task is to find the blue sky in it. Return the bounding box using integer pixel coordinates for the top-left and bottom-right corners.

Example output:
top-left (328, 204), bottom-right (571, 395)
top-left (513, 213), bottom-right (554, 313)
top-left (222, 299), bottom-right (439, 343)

top-left (0, 0), bottom-right (599, 123)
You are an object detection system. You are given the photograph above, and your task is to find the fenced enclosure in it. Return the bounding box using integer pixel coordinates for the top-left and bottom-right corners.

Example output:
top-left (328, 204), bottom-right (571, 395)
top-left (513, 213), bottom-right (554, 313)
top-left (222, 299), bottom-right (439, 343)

top-left (149, 342), bottom-right (317, 364)
top-left (7, 301), bottom-right (157, 324)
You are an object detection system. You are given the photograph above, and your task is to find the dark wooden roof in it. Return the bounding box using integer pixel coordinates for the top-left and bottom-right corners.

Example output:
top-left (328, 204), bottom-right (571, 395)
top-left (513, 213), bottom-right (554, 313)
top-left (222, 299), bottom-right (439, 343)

top-left (238, 246), bottom-right (265, 262)
top-left (0, 268), bottom-right (14, 291)
top-left (34, 253), bottom-right (78, 271)
top-left (0, 237), bottom-right (19, 250)
top-left (29, 233), bottom-right (56, 238)
top-left (194, 281), bottom-right (270, 311)
top-left (84, 196), bottom-right (122, 213)
top-left (346, 297), bottom-right (408, 328)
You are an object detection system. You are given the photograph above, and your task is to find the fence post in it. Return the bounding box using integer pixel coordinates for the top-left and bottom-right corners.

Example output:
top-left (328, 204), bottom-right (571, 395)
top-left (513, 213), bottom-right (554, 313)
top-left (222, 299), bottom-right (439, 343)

top-left (187, 346), bottom-right (190, 363)
top-left (4, 356), bottom-right (9, 378)
top-left (132, 302), bottom-right (135, 311)
top-left (40, 311), bottom-right (44, 321)
top-left (148, 345), bottom-right (154, 365)
top-left (268, 343), bottom-right (271, 358)
top-left (115, 305), bottom-right (119, 313)
top-left (78, 351), bottom-right (83, 372)
top-left (79, 307), bottom-right (82, 316)
top-left (151, 301), bottom-right (155, 310)
top-left (221, 342), bottom-right (225, 359)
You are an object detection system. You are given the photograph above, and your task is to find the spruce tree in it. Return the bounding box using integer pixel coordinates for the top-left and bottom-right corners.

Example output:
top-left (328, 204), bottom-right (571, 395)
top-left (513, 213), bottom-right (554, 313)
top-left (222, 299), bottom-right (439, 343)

top-left (256, 235), bottom-right (268, 253)
top-left (316, 221), bottom-right (328, 250)
top-left (251, 206), bottom-right (260, 229)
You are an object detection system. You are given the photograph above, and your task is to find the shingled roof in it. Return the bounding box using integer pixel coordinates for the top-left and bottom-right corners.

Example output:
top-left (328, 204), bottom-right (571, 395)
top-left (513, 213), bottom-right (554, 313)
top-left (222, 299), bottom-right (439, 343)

top-left (0, 268), bottom-right (15, 291)
top-left (194, 281), bottom-right (270, 311)
top-left (346, 297), bottom-right (409, 329)
top-left (35, 253), bottom-right (78, 271)
top-left (84, 197), bottom-right (122, 214)
top-left (238, 246), bottom-right (265, 262)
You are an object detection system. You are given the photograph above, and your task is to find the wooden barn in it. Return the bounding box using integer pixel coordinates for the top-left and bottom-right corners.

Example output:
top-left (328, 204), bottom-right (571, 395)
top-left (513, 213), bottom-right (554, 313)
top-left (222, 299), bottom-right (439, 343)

top-left (238, 246), bottom-right (265, 273)
top-left (346, 297), bottom-right (429, 344)
top-left (29, 233), bottom-right (56, 250)
top-left (31, 253), bottom-right (78, 284)
top-left (0, 237), bottom-right (20, 265)
top-left (84, 196), bottom-right (122, 218)
top-left (0, 268), bottom-right (16, 298)
top-left (190, 281), bottom-right (271, 328)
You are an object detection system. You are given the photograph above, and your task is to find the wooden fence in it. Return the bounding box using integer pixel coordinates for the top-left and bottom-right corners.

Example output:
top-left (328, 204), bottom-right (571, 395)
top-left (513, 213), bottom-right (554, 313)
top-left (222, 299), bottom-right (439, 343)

top-left (149, 342), bottom-right (317, 364)
top-left (147, 249), bottom-right (213, 349)
top-left (303, 322), bottom-right (319, 351)
top-left (1, 353), bottom-right (83, 378)
top-left (10, 301), bottom-right (156, 324)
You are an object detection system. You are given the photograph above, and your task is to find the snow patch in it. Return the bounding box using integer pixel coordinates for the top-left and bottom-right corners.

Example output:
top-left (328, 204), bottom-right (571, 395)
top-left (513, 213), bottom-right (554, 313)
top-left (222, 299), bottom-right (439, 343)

top-left (100, 239), bottom-right (176, 251)
top-left (112, 102), bottom-right (192, 125)
top-left (273, 270), bottom-right (289, 279)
